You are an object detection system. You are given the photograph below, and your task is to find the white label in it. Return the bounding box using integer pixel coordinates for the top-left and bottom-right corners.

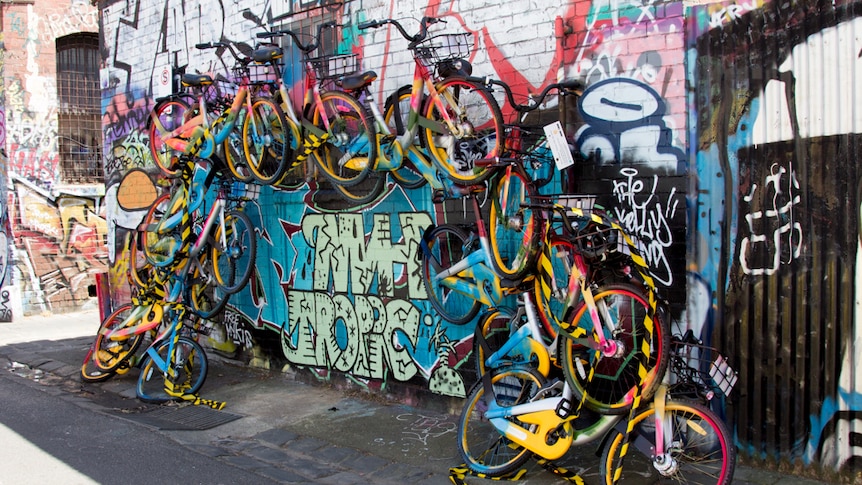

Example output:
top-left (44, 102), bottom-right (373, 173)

top-left (543, 121), bottom-right (574, 170)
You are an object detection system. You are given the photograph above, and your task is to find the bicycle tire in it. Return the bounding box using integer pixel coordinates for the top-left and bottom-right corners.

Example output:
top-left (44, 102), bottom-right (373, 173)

top-left (559, 283), bottom-right (670, 415)
top-left (92, 304), bottom-right (144, 372)
top-left (330, 172), bottom-right (387, 206)
top-left (383, 85), bottom-right (427, 190)
top-left (457, 365), bottom-right (545, 477)
top-left (488, 167), bottom-right (539, 279)
top-left (421, 224), bottom-right (482, 325)
top-left (136, 336), bottom-right (208, 403)
top-left (599, 399), bottom-right (736, 485)
top-left (421, 77), bottom-right (503, 186)
top-left (149, 98), bottom-right (190, 178)
top-left (244, 96), bottom-right (290, 185)
top-left (140, 193), bottom-right (183, 268)
top-left (81, 345), bottom-right (116, 383)
top-left (187, 254), bottom-right (229, 319)
top-left (311, 91), bottom-right (377, 188)
top-left (127, 229), bottom-right (155, 293)
top-left (211, 209), bottom-right (256, 294)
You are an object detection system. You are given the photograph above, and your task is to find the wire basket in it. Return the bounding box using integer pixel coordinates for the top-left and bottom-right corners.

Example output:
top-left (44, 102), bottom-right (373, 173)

top-left (669, 340), bottom-right (738, 401)
top-left (233, 62), bottom-right (281, 85)
top-left (414, 33), bottom-right (472, 66)
top-left (309, 53), bottom-right (359, 79)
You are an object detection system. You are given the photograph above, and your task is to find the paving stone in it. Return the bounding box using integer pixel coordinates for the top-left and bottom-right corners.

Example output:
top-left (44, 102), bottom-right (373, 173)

top-left (338, 452), bottom-right (390, 474)
top-left (312, 444), bottom-right (363, 465)
top-left (244, 444), bottom-right (291, 463)
top-left (285, 436), bottom-right (329, 454)
top-left (256, 465), bottom-right (312, 483)
top-left (254, 428), bottom-right (299, 447)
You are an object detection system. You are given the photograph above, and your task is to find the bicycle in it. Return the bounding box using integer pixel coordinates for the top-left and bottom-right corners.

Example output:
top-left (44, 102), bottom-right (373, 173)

top-left (458, 309), bottom-right (734, 484)
top-left (421, 185), bottom-right (667, 418)
top-left (471, 76), bottom-right (584, 192)
top-left (598, 331), bottom-right (738, 484)
top-left (317, 16), bottom-right (504, 204)
top-left (254, 22), bottom-right (375, 190)
top-left (136, 158), bottom-right (256, 296)
top-left (148, 41), bottom-right (288, 185)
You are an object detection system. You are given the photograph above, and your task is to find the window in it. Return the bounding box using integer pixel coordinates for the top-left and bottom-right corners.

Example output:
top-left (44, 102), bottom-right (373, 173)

top-left (56, 33), bottom-right (103, 184)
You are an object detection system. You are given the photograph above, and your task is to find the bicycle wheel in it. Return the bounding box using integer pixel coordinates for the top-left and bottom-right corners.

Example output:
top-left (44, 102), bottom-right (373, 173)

top-left (559, 283), bottom-right (669, 414)
top-left (244, 96), bottom-right (290, 185)
top-left (187, 254), bottom-right (229, 319)
top-left (136, 336), bottom-right (208, 403)
top-left (488, 167), bottom-right (539, 279)
top-left (211, 209), bottom-right (256, 294)
top-left (457, 365), bottom-right (545, 477)
top-left (383, 85), bottom-right (426, 190)
top-left (127, 229), bottom-right (154, 293)
top-left (422, 77), bottom-right (503, 186)
top-left (330, 172), bottom-right (387, 206)
top-left (534, 236), bottom-right (577, 337)
top-left (141, 193), bottom-right (182, 268)
top-left (421, 224), bottom-right (482, 325)
top-left (600, 400), bottom-right (736, 485)
top-left (92, 304), bottom-right (144, 373)
top-left (81, 345), bottom-right (116, 383)
top-left (223, 117), bottom-right (254, 182)
top-left (311, 91), bottom-right (377, 188)
top-left (149, 98), bottom-right (189, 178)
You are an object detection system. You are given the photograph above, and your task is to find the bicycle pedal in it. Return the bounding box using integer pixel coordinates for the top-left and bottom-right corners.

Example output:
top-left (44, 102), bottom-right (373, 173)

top-left (555, 397), bottom-right (575, 419)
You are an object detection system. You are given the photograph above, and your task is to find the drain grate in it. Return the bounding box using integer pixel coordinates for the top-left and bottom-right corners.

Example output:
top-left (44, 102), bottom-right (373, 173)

top-left (124, 405), bottom-right (243, 430)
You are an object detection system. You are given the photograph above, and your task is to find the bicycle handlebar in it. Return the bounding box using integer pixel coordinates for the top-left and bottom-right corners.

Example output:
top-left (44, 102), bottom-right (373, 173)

top-left (195, 41), bottom-right (251, 66)
top-left (358, 16), bottom-right (444, 46)
top-left (470, 76), bottom-right (583, 113)
top-left (256, 21), bottom-right (338, 53)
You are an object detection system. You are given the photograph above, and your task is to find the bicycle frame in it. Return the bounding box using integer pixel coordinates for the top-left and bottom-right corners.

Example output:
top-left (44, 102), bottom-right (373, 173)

top-left (423, 195), bottom-right (506, 308)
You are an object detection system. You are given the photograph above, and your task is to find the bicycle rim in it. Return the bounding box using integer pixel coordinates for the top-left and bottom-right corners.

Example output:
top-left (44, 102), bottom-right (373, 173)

top-left (149, 99), bottom-right (189, 178)
top-left (224, 122), bottom-right (254, 182)
top-left (311, 91), bottom-right (376, 187)
top-left (81, 346), bottom-right (116, 383)
top-left (244, 97), bottom-right (289, 185)
top-left (93, 304), bottom-right (143, 372)
top-left (141, 193), bottom-right (181, 268)
top-left (457, 366), bottom-right (545, 477)
top-left (384, 86), bottom-right (427, 189)
top-left (127, 230), bottom-right (155, 293)
top-left (211, 209), bottom-right (256, 294)
top-left (421, 224), bottom-right (481, 325)
top-left (136, 337), bottom-right (208, 403)
top-left (560, 284), bottom-right (669, 414)
top-left (187, 254), bottom-right (229, 319)
top-left (488, 169), bottom-right (538, 279)
top-left (422, 78), bottom-right (503, 185)
top-left (534, 237), bottom-right (577, 337)
top-left (600, 400), bottom-right (735, 485)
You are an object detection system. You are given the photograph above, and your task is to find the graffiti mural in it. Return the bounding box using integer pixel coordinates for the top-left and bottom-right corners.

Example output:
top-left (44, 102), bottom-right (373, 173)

top-left (90, 0), bottom-right (862, 477)
top-left (692, 0), bottom-right (862, 475)
top-left (9, 175), bottom-right (108, 313)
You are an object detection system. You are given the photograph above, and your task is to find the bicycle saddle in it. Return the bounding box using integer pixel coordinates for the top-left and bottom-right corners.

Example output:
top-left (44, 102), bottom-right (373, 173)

top-left (181, 73), bottom-right (214, 87)
top-left (339, 70), bottom-right (378, 91)
top-left (252, 45), bottom-right (283, 63)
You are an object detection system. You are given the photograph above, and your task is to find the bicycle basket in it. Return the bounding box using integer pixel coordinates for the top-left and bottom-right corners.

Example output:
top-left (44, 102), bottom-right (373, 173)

top-left (414, 33), bottom-right (472, 67)
top-left (309, 53), bottom-right (359, 79)
top-left (234, 62), bottom-right (281, 85)
top-left (669, 341), bottom-right (739, 400)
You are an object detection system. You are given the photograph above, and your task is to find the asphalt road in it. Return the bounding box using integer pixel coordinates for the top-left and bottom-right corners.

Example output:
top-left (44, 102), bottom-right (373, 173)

top-left (0, 368), bottom-right (279, 485)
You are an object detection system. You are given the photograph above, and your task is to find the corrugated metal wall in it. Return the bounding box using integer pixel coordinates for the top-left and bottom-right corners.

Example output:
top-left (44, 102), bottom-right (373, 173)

top-left (691, 0), bottom-right (862, 474)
